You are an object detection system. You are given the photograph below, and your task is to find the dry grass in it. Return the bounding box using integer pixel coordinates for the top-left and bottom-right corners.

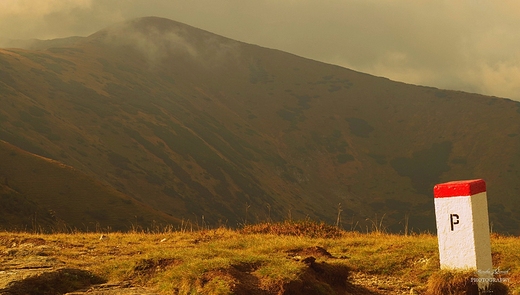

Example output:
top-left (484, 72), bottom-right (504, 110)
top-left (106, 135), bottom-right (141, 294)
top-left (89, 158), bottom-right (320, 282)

top-left (240, 220), bottom-right (343, 238)
top-left (1, 222), bottom-right (519, 294)
top-left (425, 269), bottom-right (509, 295)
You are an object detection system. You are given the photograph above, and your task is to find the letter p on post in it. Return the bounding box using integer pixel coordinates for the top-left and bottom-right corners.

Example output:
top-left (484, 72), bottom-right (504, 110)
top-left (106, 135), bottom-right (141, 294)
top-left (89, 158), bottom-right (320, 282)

top-left (433, 179), bottom-right (492, 273)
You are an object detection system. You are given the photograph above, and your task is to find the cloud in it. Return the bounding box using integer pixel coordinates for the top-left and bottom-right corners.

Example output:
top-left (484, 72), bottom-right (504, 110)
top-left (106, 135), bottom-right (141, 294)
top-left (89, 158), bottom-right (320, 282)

top-left (102, 18), bottom-right (200, 67)
top-left (0, 0), bottom-right (108, 42)
top-left (0, 0), bottom-right (520, 100)
top-left (0, 0), bottom-right (92, 15)
top-left (96, 17), bottom-right (243, 72)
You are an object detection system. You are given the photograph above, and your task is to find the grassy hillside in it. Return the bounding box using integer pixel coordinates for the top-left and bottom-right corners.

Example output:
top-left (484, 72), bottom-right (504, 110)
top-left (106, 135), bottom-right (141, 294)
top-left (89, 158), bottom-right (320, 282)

top-left (0, 224), bottom-right (518, 294)
top-left (1, 16), bottom-right (520, 233)
top-left (0, 140), bottom-right (177, 231)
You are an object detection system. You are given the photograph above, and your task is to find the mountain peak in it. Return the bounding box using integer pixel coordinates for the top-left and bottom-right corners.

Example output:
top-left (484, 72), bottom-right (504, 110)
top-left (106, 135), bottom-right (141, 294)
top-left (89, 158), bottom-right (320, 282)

top-left (124, 16), bottom-right (189, 33)
top-left (84, 16), bottom-right (240, 67)
top-left (89, 16), bottom-right (226, 45)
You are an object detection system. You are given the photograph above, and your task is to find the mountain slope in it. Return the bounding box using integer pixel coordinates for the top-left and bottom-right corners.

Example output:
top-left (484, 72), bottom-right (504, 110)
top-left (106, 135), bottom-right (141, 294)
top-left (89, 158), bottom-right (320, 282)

top-left (0, 140), bottom-right (177, 231)
top-left (1, 16), bottom-right (520, 233)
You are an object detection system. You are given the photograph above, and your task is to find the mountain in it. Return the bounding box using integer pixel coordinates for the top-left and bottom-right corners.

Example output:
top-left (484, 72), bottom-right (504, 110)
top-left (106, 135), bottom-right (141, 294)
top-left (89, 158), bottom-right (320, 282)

top-left (1, 36), bottom-right (83, 51)
top-left (0, 140), bottom-right (177, 231)
top-left (1, 16), bottom-right (520, 233)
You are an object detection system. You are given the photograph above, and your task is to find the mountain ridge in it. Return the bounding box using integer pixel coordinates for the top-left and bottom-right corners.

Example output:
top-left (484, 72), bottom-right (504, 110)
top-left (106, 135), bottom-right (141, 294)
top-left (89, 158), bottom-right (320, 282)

top-left (1, 16), bottom-right (520, 233)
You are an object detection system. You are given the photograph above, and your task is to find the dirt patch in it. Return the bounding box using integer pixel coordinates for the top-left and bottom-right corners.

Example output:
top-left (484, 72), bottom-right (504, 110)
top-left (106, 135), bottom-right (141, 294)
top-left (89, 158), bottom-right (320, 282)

top-left (286, 246), bottom-right (334, 259)
top-left (349, 272), bottom-right (419, 294)
top-left (195, 254), bottom-right (380, 295)
top-left (0, 268), bottom-right (105, 295)
top-left (132, 257), bottom-right (180, 276)
top-left (198, 263), bottom-right (267, 295)
top-left (283, 259), bottom-right (351, 295)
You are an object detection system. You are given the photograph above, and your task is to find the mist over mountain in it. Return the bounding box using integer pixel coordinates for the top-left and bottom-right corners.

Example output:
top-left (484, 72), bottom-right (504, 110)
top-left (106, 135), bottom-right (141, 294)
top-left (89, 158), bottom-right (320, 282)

top-left (1, 17), bottom-right (520, 233)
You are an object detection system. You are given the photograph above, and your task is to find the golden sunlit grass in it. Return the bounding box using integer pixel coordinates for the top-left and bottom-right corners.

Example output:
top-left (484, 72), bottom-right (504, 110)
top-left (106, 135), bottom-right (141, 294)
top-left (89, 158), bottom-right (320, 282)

top-left (1, 222), bottom-right (519, 294)
top-left (425, 269), bottom-right (509, 295)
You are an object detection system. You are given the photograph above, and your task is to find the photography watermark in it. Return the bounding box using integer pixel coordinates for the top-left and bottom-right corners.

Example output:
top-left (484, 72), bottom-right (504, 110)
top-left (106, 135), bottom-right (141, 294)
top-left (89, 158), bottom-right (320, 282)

top-left (470, 277), bottom-right (510, 283)
top-left (477, 268), bottom-right (510, 277)
top-left (471, 268), bottom-right (510, 284)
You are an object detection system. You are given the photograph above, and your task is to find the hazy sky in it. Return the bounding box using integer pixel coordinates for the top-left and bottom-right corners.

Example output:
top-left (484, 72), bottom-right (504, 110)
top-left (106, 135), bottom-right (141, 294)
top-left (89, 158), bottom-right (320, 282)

top-left (1, 0), bottom-right (520, 101)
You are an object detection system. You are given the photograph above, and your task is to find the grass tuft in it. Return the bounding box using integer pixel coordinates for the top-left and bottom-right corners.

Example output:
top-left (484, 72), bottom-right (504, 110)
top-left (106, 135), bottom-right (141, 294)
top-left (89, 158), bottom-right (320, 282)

top-left (426, 269), bottom-right (509, 295)
top-left (240, 220), bottom-right (343, 239)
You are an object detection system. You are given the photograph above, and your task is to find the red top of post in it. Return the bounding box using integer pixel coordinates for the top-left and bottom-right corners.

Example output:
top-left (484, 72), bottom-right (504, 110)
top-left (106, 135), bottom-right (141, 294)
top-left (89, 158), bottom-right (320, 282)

top-left (433, 179), bottom-right (486, 198)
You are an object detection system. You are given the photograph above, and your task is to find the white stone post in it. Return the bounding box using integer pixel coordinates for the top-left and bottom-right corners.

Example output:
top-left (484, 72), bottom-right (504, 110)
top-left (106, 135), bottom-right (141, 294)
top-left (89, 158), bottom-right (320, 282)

top-left (433, 179), bottom-right (493, 288)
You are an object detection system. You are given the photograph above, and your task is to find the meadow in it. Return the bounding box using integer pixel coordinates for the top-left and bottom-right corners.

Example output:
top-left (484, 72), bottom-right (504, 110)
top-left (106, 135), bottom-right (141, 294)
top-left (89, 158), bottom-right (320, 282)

top-left (0, 221), bottom-right (518, 294)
